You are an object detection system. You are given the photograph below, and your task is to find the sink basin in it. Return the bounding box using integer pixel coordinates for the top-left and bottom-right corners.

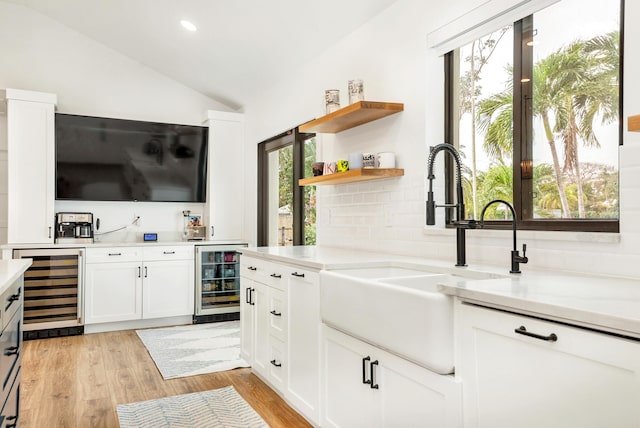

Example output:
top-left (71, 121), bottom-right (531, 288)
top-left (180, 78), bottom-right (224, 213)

top-left (320, 264), bottom-right (497, 374)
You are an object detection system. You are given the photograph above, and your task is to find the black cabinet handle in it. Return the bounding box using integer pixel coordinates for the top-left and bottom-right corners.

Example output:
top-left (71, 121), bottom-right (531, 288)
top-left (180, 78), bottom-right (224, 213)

top-left (250, 288), bottom-right (255, 306)
top-left (4, 346), bottom-right (18, 356)
top-left (270, 359), bottom-right (282, 367)
top-left (144, 266), bottom-right (148, 278)
top-left (270, 273), bottom-right (282, 278)
top-left (370, 360), bottom-right (379, 389)
top-left (247, 266), bottom-right (257, 271)
top-left (163, 251), bottom-right (175, 255)
top-left (138, 266), bottom-right (141, 278)
top-left (108, 253), bottom-right (122, 256)
top-left (291, 272), bottom-right (305, 278)
top-left (362, 356), bottom-right (371, 385)
top-left (515, 325), bottom-right (558, 342)
top-left (270, 310), bottom-right (282, 317)
top-left (5, 291), bottom-right (20, 311)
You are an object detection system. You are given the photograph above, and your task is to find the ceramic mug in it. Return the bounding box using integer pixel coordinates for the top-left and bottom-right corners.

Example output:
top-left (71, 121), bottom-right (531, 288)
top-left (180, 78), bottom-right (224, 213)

top-left (312, 162), bottom-right (325, 176)
top-left (324, 161), bottom-right (337, 175)
top-left (362, 153), bottom-right (376, 168)
top-left (348, 153), bottom-right (363, 169)
top-left (376, 152), bottom-right (396, 168)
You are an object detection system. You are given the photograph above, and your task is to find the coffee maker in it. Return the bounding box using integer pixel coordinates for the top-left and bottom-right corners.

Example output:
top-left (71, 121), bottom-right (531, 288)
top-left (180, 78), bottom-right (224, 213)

top-left (55, 212), bottom-right (94, 243)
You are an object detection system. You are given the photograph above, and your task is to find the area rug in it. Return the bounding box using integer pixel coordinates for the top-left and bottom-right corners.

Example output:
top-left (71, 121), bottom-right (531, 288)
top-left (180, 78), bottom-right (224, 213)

top-left (117, 385), bottom-right (269, 428)
top-left (136, 321), bottom-right (249, 380)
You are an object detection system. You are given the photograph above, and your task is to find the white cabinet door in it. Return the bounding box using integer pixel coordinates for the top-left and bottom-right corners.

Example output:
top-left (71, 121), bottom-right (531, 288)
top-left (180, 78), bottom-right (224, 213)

top-left (239, 277), bottom-right (255, 364)
top-left (6, 90), bottom-right (56, 244)
top-left (204, 111), bottom-right (245, 241)
top-left (286, 268), bottom-right (321, 424)
top-left (323, 326), bottom-right (377, 428)
top-left (323, 325), bottom-right (462, 428)
top-left (142, 259), bottom-right (194, 319)
top-left (85, 262), bottom-right (142, 324)
top-left (456, 301), bottom-right (640, 428)
top-left (252, 281), bottom-right (270, 377)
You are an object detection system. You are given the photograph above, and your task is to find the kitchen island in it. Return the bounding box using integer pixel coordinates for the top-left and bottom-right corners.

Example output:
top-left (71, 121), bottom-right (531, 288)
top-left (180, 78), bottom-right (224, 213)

top-left (240, 245), bottom-right (640, 428)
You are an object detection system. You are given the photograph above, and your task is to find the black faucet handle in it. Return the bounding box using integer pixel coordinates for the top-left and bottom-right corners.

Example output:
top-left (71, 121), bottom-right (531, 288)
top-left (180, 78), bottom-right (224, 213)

top-left (522, 243), bottom-right (527, 256)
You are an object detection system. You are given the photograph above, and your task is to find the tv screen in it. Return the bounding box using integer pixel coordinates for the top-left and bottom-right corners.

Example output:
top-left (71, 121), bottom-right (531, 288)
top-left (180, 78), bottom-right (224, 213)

top-left (55, 114), bottom-right (208, 202)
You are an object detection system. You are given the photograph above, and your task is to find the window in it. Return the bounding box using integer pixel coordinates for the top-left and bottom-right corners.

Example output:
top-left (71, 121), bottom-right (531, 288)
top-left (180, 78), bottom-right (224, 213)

top-left (257, 128), bottom-right (316, 246)
top-left (446, 0), bottom-right (622, 232)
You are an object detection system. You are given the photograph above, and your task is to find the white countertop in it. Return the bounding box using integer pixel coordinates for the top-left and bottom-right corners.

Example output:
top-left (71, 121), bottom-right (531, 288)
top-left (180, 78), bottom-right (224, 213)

top-left (240, 246), bottom-right (640, 339)
top-left (0, 259), bottom-right (32, 295)
top-left (3, 240), bottom-right (247, 250)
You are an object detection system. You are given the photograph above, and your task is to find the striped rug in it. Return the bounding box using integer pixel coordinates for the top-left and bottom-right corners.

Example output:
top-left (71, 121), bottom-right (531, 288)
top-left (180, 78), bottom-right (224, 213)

top-left (117, 386), bottom-right (269, 428)
top-left (136, 321), bottom-right (249, 379)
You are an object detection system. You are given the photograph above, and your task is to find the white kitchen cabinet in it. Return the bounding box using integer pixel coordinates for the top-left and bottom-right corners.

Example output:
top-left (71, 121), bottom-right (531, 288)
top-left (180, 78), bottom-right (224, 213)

top-left (4, 89), bottom-right (56, 244)
top-left (203, 110), bottom-right (245, 241)
top-left (456, 301), bottom-right (640, 428)
top-left (85, 261), bottom-right (142, 323)
top-left (84, 246), bottom-right (194, 324)
top-left (322, 325), bottom-right (463, 428)
top-left (239, 256), bottom-right (288, 392)
top-left (286, 266), bottom-right (321, 424)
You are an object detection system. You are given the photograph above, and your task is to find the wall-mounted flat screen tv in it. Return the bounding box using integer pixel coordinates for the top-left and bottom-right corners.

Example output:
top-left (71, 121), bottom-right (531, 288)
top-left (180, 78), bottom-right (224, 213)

top-left (55, 113), bottom-right (208, 202)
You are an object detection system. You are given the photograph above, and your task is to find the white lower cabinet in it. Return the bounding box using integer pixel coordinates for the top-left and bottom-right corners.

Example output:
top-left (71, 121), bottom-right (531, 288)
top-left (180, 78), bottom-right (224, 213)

top-left (85, 260), bottom-right (142, 323)
top-left (85, 246), bottom-right (194, 324)
top-left (286, 267), bottom-right (320, 424)
top-left (239, 256), bottom-right (288, 392)
top-left (456, 301), bottom-right (640, 428)
top-left (322, 325), bottom-right (462, 428)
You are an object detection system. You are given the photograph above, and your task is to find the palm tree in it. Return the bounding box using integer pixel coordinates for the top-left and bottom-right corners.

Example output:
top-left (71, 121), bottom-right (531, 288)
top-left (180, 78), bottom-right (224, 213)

top-left (476, 32), bottom-right (619, 220)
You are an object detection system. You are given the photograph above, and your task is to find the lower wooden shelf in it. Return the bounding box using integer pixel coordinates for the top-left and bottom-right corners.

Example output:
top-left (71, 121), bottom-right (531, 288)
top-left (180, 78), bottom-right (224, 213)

top-left (298, 168), bottom-right (404, 186)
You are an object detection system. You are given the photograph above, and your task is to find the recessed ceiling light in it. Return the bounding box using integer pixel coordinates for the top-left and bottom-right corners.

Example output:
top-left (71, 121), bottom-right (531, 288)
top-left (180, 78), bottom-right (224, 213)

top-left (180, 20), bottom-right (197, 32)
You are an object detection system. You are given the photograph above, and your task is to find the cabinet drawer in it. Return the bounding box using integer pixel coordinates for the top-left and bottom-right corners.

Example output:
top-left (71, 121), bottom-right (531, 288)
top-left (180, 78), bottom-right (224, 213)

top-left (241, 257), bottom-right (287, 290)
top-left (142, 246), bottom-right (194, 261)
top-left (1, 278), bottom-right (22, 330)
top-left (85, 247), bottom-right (140, 263)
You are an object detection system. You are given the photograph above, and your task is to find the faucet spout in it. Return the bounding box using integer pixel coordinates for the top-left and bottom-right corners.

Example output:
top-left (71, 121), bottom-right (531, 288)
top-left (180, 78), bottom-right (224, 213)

top-left (425, 144), bottom-right (467, 266)
top-left (479, 199), bottom-right (528, 274)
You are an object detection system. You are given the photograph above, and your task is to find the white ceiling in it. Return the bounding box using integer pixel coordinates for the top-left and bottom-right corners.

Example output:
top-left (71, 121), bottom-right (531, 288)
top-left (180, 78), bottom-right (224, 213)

top-left (14, 0), bottom-right (399, 110)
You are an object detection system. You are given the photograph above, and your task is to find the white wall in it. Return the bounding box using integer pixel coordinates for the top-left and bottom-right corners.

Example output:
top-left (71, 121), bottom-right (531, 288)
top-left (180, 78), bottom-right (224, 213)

top-left (244, 0), bottom-right (640, 279)
top-left (0, 2), bottom-right (232, 242)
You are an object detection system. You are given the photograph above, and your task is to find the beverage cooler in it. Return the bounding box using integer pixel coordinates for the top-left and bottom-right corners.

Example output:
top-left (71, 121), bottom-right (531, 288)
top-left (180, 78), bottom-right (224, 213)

top-left (194, 244), bottom-right (247, 324)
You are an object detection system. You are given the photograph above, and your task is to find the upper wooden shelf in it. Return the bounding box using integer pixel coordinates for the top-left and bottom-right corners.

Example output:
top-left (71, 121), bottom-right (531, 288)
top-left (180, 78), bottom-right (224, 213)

top-left (298, 168), bottom-right (404, 186)
top-left (628, 115), bottom-right (640, 132)
top-left (299, 101), bottom-right (404, 134)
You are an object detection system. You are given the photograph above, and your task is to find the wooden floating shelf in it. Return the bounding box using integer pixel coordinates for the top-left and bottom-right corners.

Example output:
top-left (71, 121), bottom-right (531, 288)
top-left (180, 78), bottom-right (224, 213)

top-left (298, 168), bottom-right (404, 186)
top-left (628, 115), bottom-right (640, 132)
top-left (299, 101), bottom-right (404, 134)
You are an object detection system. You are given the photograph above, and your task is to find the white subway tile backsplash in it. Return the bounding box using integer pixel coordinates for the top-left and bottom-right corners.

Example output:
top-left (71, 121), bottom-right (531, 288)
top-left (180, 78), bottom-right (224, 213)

top-left (317, 164), bottom-right (640, 278)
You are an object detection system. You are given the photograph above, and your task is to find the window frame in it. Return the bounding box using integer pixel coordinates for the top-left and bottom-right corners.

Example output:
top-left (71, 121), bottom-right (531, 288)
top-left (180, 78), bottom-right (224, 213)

top-left (257, 127), bottom-right (315, 246)
top-left (444, 2), bottom-right (623, 233)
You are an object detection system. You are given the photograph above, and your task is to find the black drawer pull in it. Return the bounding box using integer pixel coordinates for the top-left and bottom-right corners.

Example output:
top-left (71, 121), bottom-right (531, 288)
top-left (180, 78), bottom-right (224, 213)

top-left (270, 310), bottom-right (282, 317)
top-left (515, 326), bottom-right (558, 342)
top-left (362, 356), bottom-right (371, 385)
top-left (4, 346), bottom-right (18, 356)
top-left (163, 251), bottom-right (175, 255)
top-left (370, 360), bottom-right (379, 389)
top-left (270, 273), bottom-right (282, 278)
top-left (108, 253), bottom-right (122, 256)
top-left (270, 359), bottom-right (282, 367)
top-left (291, 272), bottom-right (305, 278)
top-left (247, 266), bottom-right (257, 271)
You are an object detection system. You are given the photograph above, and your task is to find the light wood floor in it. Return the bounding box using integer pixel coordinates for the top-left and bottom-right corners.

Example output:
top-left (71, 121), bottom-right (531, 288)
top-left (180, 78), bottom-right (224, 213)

top-left (20, 329), bottom-right (312, 427)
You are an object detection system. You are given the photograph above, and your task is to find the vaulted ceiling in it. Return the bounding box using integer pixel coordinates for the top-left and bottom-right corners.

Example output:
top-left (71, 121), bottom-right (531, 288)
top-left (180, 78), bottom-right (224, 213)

top-left (13, 0), bottom-right (399, 110)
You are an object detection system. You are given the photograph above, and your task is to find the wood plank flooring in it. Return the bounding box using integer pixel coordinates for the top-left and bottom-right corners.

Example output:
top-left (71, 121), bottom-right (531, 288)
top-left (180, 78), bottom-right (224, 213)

top-left (20, 329), bottom-right (312, 427)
